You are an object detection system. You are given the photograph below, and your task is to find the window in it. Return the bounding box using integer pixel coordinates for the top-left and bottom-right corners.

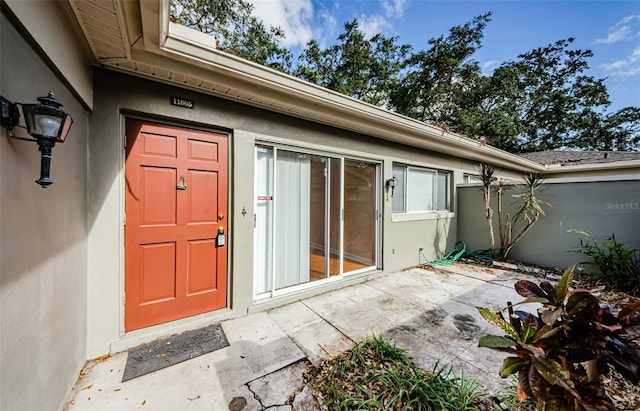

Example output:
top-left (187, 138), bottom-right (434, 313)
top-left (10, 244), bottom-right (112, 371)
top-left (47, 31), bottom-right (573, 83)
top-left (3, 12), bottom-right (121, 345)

top-left (392, 164), bottom-right (451, 213)
top-left (463, 173), bottom-right (482, 184)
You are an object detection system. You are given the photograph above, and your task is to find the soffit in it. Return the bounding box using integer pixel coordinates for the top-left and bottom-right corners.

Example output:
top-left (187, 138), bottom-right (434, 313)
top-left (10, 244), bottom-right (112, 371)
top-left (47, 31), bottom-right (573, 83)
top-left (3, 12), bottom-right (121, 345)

top-left (68, 0), bottom-right (130, 61)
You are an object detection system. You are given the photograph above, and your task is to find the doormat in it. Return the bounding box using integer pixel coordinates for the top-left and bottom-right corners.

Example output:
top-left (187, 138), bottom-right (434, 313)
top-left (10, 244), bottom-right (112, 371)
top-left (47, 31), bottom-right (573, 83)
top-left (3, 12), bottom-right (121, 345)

top-left (122, 323), bottom-right (229, 382)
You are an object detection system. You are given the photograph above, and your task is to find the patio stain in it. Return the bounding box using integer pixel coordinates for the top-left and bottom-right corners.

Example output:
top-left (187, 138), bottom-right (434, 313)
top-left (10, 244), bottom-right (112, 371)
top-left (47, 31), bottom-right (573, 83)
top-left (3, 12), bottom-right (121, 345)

top-left (453, 314), bottom-right (482, 340)
top-left (420, 308), bottom-right (448, 326)
top-left (228, 396), bottom-right (247, 411)
top-left (398, 308), bottom-right (448, 333)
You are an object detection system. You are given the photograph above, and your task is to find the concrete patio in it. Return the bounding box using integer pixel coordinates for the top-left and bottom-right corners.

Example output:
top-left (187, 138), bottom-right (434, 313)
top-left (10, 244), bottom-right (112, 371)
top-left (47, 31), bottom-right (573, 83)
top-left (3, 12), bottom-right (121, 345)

top-left (65, 263), bottom-right (534, 410)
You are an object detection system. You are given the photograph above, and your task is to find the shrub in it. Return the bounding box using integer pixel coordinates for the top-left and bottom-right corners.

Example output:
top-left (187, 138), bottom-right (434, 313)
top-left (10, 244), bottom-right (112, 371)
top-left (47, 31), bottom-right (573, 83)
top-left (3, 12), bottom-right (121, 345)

top-left (477, 265), bottom-right (640, 410)
top-left (570, 230), bottom-right (640, 295)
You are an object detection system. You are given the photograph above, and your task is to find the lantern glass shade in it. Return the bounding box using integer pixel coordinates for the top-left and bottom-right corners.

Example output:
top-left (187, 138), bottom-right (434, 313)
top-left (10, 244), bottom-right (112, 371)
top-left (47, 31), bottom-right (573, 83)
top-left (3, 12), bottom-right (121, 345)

top-left (21, 103), bottom-right (73, 142)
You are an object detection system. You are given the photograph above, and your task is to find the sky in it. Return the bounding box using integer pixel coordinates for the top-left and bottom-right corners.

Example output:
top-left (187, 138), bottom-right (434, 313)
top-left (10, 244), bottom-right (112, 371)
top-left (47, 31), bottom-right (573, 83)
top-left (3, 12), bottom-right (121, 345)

top-left (247, 0), bottom-right (640, 112)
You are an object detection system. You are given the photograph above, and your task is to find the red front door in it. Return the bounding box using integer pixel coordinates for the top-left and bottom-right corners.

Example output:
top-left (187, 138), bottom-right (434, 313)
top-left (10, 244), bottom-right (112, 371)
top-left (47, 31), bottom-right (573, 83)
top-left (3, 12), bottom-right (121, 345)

top-left (124, 119), bottom-right (228, 331)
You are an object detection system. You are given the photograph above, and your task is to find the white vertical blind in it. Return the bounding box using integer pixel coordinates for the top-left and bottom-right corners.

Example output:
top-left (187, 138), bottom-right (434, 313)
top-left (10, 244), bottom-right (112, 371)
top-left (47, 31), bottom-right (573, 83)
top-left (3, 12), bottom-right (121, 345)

top-left (407, 167), bottom-right (435, 212)
top-left (275, 151), bottom-right (310, 288)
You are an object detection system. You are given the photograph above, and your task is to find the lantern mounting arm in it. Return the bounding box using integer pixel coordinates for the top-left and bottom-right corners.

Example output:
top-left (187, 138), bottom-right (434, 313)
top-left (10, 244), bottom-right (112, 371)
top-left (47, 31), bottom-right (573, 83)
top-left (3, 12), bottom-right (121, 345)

top-left (0, 91), bottom-right (74, 187)
top-left (5, 126), bottom-right (40, 142)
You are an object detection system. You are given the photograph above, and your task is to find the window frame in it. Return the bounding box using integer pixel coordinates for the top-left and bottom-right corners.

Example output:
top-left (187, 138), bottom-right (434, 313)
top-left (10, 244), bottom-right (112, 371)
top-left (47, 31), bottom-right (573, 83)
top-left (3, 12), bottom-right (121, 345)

top-left (391, 163), bottom-right (453, 221)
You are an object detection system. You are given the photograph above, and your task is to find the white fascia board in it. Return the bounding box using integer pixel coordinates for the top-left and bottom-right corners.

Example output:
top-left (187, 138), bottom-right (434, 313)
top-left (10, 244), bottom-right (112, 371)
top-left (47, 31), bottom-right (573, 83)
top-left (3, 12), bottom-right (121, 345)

top-left (542, 160), bottom-right (640, 174)
top-left (136, 0), bottom-right (543, 172)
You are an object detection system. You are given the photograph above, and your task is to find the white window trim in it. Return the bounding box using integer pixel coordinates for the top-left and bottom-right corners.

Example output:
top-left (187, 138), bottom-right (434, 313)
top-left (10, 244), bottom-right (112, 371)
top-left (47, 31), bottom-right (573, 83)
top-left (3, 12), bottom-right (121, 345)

top-left (391, 210), bottom-right (455, 222)
top-left (391, 163), bottom-right (453, 217)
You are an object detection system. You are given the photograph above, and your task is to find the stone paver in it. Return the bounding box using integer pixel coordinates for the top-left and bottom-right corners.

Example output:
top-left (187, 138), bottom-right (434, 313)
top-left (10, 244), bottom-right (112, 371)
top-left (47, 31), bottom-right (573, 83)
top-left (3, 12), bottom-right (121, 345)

top-left (66, 264), bottom-right (539, 410)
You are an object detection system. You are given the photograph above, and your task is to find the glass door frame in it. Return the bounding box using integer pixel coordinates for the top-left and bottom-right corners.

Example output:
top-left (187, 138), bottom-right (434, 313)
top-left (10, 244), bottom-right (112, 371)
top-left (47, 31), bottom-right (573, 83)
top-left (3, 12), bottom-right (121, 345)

top-left (253, 143), bottom-right (382, 300)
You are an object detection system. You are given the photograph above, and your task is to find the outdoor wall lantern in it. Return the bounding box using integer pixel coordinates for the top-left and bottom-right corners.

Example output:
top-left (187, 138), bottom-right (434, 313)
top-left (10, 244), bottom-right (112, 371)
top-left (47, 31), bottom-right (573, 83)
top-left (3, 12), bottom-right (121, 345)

top-left (386, 176), bottom-right (398, 197)
top-left (1, 91), bottom-right (73, 187)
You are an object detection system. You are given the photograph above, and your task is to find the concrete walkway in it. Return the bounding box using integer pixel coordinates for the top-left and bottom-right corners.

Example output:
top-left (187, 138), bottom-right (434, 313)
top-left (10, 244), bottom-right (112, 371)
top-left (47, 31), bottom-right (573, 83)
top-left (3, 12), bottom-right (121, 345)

top-left (65, 263), bottom-right (532, 410)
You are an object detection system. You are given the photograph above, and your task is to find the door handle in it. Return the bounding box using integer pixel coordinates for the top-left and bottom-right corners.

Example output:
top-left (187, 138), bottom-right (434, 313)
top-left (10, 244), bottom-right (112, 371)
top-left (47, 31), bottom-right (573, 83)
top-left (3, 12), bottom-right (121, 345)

top-left (176, 176), bottom-right (187, 190)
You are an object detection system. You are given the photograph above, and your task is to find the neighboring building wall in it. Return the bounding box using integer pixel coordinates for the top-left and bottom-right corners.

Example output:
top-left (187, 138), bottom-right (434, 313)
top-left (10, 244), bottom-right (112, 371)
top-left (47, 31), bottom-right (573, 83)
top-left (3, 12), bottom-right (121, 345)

top-left (457, 179), bottom-right (640, 269)
top-left (87, 69), bottom-right (485, 357)
top-left (0, 12), bottom-right (89, 411)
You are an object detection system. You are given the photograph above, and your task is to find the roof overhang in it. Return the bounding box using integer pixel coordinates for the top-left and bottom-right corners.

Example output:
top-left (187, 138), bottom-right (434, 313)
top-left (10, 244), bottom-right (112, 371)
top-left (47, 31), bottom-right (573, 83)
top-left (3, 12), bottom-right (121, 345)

top-left (61, 0), bottom-right (639, 175)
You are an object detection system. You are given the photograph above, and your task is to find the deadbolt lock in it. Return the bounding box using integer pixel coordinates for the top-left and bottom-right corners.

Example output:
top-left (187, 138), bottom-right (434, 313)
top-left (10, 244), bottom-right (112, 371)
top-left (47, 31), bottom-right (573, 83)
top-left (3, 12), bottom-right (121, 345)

top-left (218, 213), bottom-right (225, 220)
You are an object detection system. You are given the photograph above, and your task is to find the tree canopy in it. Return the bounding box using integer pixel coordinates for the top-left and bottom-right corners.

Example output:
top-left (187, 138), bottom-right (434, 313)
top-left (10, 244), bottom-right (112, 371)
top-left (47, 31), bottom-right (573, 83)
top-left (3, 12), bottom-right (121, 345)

top-left (295, 19), bottom-right (411, 107)
top-left (170, 0), bottom-right (292, 71)
top-left (170, 0), bottom-right (640, 153)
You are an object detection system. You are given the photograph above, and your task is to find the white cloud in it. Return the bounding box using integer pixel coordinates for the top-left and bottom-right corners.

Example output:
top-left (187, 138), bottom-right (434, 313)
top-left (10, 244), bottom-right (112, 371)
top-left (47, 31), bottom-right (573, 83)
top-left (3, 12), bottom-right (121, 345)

top-left (599, 46), bottom-right (640, 76)
top-left (631, 46), bottom-right (640, 62)
top-left (381, 0), bottom-right (409, 18)
top-left (248, 0), bottom-right (317, 48)
top-left (595, 14), bottom-right (640, 45)
top-left (358, 14), bottom-right (391, 38)
top-left (481, 60), bottom-right (500, 74)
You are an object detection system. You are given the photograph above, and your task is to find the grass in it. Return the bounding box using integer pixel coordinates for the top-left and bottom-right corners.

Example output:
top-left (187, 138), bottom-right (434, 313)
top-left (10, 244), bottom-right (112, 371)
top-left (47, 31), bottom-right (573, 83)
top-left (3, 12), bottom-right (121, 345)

top-left (309, 335), bottom-right (488, 410)
top-left (495, 377), bottom-right (536, 411)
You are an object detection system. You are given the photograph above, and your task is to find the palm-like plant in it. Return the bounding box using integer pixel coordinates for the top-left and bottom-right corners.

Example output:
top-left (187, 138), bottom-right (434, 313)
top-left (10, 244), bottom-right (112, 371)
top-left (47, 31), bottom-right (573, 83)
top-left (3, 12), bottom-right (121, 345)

top-left (502, 172), bottom-right (551, 258)
top-left (476, 164), bottom-right (550, 260)
top-left (478, 163), bottom-right (497, 258)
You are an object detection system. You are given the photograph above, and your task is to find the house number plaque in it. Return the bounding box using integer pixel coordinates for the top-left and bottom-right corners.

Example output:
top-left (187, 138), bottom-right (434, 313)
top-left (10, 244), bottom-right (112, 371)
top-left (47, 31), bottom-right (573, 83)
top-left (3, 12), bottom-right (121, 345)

top-left (170, 96), bottom-right (194, 109)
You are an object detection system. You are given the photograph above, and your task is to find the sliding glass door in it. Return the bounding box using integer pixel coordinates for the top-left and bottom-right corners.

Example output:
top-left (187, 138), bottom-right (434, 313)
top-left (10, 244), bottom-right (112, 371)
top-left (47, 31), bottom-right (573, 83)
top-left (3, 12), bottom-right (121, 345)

top-left (254, 145), bottom-right (380, 298)
top-left (344, 160), bottom-right (378, 271)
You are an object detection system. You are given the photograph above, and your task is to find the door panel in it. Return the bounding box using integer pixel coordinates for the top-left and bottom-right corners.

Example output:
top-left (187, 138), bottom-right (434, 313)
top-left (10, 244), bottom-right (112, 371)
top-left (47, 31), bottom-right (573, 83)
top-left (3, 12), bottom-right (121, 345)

top-left (139, 242), bottom-right (176, 304)
top-left (187, 239), bottom-right (218, 294)
top-left (141, 167), bottom-right (177, 226)
top-left (125, 119), bottom-right (228, 331)
top-left (188, 170), bottom-right (218, 223)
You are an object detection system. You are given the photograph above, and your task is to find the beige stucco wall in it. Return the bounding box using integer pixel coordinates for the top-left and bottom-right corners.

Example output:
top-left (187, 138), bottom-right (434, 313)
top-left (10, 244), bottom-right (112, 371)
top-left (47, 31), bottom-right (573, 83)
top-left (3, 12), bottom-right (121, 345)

top-left (0, 12), bottom-right (89, 411)
top-left (4, 0), bottom-right (94, 108)
top-left (457, 179), bottom-right (640, 269)
top-left (87, 69), bottom-right (494, 356)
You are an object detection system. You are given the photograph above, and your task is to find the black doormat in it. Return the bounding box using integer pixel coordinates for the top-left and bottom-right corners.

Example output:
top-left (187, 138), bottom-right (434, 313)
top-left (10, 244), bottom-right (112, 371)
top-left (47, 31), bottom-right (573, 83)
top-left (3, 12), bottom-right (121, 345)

top-left (122, 324), bottom-right (229, 382)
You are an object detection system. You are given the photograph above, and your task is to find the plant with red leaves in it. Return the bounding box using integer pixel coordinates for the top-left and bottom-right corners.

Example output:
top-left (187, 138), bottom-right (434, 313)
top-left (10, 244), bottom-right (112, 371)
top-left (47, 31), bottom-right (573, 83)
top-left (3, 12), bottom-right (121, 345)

top-left (477, 265), bottom-right (640, 410)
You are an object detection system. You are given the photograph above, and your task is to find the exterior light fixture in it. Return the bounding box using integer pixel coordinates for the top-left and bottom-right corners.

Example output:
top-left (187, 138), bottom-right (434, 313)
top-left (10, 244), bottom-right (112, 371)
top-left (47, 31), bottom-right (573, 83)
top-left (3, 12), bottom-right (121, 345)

top-left (1, 91), bottom-right (73, 187)
top-left (386, 176), bottom-right (398, 197)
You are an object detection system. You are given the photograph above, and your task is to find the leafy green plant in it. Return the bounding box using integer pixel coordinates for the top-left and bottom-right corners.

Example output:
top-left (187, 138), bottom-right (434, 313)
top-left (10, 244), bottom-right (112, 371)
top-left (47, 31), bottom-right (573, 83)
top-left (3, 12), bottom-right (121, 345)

top-left (570, 230), bottom-right (640, 296)
top-left (311, 335), bottom-right (487, 410)
top-left (477, 265), bottom-right (640, 410)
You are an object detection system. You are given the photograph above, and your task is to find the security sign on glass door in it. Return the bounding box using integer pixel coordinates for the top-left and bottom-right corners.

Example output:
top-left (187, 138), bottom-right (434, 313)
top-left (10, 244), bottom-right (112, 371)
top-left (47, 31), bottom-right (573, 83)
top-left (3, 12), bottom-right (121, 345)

top-left (125, 120), bottom-right (228, 331)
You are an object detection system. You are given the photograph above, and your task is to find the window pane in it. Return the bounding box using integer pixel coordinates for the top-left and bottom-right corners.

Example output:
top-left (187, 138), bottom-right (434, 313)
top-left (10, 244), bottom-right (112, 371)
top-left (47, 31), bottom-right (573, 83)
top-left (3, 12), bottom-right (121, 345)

top-left (392, 165), bottom-right (405, 212)
top-left (464, 174), bottom-right (481, 184)
top-left (436, 171), bottom-right (450, 211)
top-left (344, 160), bottom-right (377, 269)
top-left (407, 168), bottom-right (435, 212)
top-left (254, 146), bottom-right (273, 295)
top-left (309, 155), bottom-right (327, 282)
top-left (329, 158), bottom-right (341, 276)
top-left (274, 150), bottom-right (311, 289)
